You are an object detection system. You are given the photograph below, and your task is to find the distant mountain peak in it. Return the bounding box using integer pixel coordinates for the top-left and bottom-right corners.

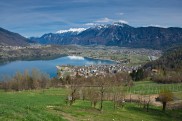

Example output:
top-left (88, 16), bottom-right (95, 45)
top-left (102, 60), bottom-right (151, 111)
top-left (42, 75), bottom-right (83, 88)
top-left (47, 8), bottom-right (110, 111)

top-left (92, 22), bottom-right (131, 30)
top-left (93, 24), bottom-right (109, 30)
top-left (113, 22), bottom-right (131, 28)
top-left (56, 28), bottom-right (87, 34)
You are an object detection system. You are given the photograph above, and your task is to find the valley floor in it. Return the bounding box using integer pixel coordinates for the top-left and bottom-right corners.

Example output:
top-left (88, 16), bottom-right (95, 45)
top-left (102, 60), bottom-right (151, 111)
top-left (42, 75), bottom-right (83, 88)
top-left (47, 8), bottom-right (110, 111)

top-left (0, 45), bottom-right (162, 66)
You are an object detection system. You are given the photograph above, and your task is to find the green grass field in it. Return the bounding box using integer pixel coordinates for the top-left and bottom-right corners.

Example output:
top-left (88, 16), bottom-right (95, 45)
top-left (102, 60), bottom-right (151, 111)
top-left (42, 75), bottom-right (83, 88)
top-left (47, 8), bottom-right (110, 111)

top-left (128, 81), bottom-right (182, 95)
top-left (0, 81), bottom-right (182, 121)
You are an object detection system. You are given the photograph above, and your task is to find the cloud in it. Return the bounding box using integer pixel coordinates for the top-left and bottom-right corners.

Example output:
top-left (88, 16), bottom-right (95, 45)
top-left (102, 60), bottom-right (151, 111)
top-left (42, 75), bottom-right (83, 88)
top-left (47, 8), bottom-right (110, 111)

top-left (95, 17), bottom-right (113, 23)
top-left (83, 18), bottom-right (129, 28)
top-left (118, 12), bottom-right (124, 16)
top-left (94, 17), bottom-right (128, 25)
top-left (84, 23), bottom-right (98, 26)
top-left (117, 20), bottom-right (128, 24)
top-left (95, 17), bottom-right (128, 24)
top-left (149, 24), bottom-right (167, 28)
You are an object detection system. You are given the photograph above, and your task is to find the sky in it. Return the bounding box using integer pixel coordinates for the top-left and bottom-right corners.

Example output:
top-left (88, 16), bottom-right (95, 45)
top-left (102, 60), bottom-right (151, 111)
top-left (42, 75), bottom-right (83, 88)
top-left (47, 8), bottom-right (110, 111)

top-left (0, 0), bottom-right (182, 37)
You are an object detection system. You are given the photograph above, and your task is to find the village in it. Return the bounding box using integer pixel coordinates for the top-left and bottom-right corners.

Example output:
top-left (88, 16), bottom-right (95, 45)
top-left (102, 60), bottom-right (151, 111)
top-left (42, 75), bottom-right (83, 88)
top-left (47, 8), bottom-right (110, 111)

top-left (0, 44), bottom-right (51, 51)
top-left (56, 63), bottom-right (141, 79)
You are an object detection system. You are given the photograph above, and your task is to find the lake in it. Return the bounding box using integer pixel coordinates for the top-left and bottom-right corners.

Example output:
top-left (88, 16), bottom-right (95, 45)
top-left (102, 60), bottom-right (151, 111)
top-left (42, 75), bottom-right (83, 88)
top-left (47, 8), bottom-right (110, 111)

top-left (0, 56), bottom-right (115, 80)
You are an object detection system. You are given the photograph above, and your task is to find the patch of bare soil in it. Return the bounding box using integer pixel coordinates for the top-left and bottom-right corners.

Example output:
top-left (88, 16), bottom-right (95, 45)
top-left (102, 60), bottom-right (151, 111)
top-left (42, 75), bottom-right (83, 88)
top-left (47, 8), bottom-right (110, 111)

top-left (125, 94), bottom-right (162, 106)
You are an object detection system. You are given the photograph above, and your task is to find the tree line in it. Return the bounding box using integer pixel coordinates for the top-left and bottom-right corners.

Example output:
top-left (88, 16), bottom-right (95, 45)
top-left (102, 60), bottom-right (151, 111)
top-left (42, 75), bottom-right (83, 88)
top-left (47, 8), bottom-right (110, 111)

top-left (0, 69), bottom-right (51, 91)
top-left (65, 72), bottom-right (133, 111)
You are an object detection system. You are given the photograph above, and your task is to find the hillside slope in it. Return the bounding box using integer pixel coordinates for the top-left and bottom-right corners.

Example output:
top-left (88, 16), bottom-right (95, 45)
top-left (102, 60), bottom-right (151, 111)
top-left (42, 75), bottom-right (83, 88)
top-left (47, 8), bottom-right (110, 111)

top-left (0, 27), bottom-right (30, 46)
top-left (144, 45), bottom-right (182, 71)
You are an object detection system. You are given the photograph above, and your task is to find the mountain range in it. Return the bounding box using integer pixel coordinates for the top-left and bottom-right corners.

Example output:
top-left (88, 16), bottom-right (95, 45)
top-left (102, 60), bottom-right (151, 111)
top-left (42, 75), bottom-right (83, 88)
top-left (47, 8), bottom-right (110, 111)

top-left (1, 23), bottom-right (182, 49)
top-left (30, 23), bottom-right (182, 49)
top-left (0, 27), bottom-right (30, 46)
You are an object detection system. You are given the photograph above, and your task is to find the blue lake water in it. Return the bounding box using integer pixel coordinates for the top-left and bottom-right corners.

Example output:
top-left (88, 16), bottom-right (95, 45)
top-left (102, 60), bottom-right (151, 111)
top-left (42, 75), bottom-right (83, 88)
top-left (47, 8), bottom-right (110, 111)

top-left (0, 56), bottom-right (115, 80)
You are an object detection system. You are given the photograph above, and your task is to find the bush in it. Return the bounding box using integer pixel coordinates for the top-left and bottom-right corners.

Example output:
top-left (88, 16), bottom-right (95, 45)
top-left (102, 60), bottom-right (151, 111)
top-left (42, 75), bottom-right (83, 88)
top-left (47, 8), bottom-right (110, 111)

top-left (152, 71), bottom-right (182, 83)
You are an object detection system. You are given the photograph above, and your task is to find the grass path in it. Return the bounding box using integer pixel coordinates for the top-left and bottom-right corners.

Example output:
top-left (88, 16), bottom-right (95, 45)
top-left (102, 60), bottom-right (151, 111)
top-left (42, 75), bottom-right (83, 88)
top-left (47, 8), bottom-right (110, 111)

top-left (47, 105), bottom-right (76, 121)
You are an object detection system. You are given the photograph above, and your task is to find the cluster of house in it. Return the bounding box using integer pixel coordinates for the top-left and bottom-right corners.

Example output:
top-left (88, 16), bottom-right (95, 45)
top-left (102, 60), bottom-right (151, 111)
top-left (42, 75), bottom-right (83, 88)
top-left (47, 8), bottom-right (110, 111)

top-left (1, 44), bottom-right (51, 50)
top-left (56, 64), bottom-right (141, 79)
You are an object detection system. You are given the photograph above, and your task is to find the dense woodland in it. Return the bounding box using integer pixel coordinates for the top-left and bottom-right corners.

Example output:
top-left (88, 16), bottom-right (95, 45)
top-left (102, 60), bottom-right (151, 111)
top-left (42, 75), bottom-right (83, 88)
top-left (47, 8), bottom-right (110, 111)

top-left (144, 45), bottom-right (182, 71)
top-left (140, 45), bottom-right (182, 83)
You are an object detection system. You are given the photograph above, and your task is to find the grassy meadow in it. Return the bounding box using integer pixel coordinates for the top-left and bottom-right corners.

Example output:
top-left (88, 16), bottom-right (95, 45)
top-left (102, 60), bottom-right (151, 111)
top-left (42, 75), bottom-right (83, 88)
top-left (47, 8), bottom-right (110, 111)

top-left (0, 81), bottom-right (182, 121)
top-left (128, 81), bottom-right (182, 95)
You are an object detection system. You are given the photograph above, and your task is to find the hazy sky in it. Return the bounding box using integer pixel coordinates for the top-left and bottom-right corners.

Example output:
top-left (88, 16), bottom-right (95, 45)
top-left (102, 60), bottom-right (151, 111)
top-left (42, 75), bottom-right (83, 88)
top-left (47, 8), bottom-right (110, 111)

top-left (0, 0), bottom-right (182, 37)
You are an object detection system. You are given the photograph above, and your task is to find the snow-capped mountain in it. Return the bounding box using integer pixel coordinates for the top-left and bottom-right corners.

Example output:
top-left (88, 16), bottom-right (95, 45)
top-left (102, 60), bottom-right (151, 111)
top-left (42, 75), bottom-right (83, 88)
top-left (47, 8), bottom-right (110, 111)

top-left (56, 28), bottom-right (86, 34)
top-left (30, 23), bottom-right (182, 49)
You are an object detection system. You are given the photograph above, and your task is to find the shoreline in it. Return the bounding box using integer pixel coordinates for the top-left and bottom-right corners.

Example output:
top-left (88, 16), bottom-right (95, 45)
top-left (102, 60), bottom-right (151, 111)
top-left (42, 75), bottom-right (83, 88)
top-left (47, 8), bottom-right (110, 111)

top-left (67, 54), bottom-right (119, 63)
top-left (0, 54), bottom-right (67, 65)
